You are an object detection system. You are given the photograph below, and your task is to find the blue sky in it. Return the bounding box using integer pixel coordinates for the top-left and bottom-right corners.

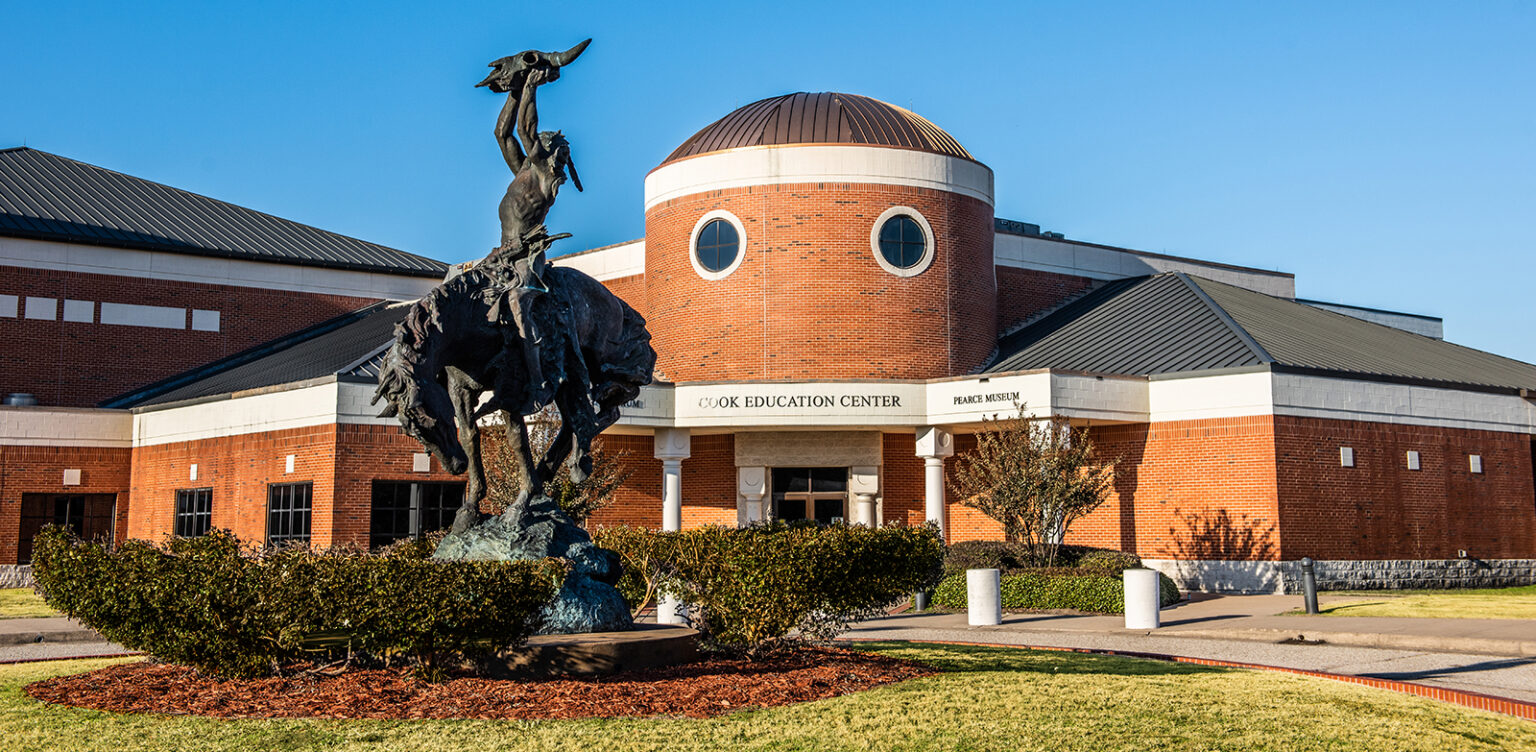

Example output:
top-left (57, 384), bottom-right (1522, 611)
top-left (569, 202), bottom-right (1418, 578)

top-left (4, 2), bottom-right (1534, 361)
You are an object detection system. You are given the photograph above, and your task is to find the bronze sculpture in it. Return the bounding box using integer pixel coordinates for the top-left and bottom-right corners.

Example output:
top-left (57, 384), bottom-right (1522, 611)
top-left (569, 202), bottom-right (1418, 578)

top-left (373, 39), bottom-right (652, 633)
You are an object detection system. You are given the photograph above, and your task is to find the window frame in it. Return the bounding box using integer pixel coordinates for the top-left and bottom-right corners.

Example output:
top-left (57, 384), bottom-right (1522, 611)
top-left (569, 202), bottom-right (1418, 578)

top-left (369, 480), bottom-right (466, 549)
top-left (266, 482), bottom-right (313, 547)
top-left (870, 206), bottom-right (936, 277)
top-left (688, 210), bottom-right (748, 280)
top-left (173, 487), bottom-right (213, 537)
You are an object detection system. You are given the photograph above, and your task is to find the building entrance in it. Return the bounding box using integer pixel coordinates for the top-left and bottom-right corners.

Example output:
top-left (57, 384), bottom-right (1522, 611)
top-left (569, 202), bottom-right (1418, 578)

top-left (771, 467), bottom-right (847, 525)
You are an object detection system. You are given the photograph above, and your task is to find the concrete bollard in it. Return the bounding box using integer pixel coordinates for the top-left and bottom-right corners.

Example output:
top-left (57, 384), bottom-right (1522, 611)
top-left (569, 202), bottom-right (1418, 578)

top-left (966, 568), bottom-right (1002, 626)
top-left (1123, 568), bottom-right (1161, 630)
top-left (657, 594), bottom-right (684, 625)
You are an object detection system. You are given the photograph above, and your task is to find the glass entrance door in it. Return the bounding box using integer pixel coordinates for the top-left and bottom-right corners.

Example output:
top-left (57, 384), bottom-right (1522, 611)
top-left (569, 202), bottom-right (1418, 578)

top-left (771, 467), bottom-right (848, 525)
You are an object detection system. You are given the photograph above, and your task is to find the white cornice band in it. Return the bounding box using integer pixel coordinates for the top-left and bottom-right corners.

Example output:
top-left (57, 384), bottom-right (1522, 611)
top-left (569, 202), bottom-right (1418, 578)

top-left (644, 145), bottom-right (995, 210)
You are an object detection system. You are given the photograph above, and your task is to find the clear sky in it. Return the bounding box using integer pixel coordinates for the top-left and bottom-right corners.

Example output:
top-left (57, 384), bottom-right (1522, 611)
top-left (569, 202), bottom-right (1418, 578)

top-left (4, 2), bottom-right (1534, 361)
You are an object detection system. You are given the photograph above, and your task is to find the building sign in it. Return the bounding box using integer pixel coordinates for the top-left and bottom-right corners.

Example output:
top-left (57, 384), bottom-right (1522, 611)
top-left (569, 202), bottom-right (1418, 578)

top-left (951, 390), bottom-right (1020, 406)
top-left (697, 394), bottom-right (903, 410)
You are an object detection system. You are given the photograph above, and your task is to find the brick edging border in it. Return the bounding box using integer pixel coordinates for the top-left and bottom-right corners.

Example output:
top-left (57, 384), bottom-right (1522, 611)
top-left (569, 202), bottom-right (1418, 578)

top-left (848, 638), bottom-right (1536, 723)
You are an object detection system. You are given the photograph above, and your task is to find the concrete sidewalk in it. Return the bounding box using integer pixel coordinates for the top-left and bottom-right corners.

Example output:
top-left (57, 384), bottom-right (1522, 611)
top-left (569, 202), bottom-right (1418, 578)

top-left (848, 593), bottom-right (1536, 705)
top-left (896, 593), bottom-right (1536, 657)
top-left (0, 617), bottom-right (102, 646)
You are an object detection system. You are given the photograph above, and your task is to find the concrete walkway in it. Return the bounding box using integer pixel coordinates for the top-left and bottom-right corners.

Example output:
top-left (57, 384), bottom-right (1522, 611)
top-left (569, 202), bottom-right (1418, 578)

top-left (847, 593), bottom-right (1536, 705)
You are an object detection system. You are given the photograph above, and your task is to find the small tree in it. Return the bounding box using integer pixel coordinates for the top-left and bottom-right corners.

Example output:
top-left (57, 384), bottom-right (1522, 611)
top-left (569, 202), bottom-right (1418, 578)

top-left (949, 404), bottom-right (1116, 566)
top-left (485, 406), bottom-right (632, 526)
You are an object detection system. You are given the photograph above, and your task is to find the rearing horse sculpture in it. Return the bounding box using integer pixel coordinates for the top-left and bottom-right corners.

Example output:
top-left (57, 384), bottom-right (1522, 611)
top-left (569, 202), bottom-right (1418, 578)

top-left (373, 256), bottom-right (654, 534)
top-left (372, 39), bottom-right (654, 535)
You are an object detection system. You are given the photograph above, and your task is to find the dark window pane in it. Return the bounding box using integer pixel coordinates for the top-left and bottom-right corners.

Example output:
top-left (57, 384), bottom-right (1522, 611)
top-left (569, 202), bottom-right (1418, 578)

top-left (174, 488), bottom-right (212, 537)
top-left (814, 498), bottom-right (845, 525)
top-left (268, 483), bottom-right (312, 546)
top-left (777, 499), bottom-right (808, 521)
top-left (774, 467), bottom-right (809, 493)
top-left (811, 467), bottom-right (846, 492)
top-left (878, 216), bottom-right (926, 269)
top-left (696, 219), bottom-right (740, 273)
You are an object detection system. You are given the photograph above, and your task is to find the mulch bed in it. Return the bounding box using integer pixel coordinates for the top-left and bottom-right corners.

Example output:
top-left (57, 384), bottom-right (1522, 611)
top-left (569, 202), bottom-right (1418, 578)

top-left (24, 647), bottom-right (933, 720)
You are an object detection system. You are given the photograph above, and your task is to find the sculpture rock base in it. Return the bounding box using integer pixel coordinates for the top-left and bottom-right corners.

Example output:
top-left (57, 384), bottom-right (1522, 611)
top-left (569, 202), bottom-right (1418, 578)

top-left (434, 494), bottom-right (633, 635)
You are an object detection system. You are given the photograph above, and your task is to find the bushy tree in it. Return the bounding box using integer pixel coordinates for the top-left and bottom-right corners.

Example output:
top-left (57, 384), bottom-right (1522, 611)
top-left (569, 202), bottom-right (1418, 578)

top-left (485, 406), bottom-right (632, 525)
top-left (949, 404), bottom-right (1116, 567)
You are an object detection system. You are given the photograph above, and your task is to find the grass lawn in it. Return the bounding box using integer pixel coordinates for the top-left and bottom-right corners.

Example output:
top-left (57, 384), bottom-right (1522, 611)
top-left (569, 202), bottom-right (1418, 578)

top-left (0, 588), bottom-right (57, 619)
top-left (4, 643), bottom-right (1535, 752)
top-left (1297, 584), bottom-right (1536, 619)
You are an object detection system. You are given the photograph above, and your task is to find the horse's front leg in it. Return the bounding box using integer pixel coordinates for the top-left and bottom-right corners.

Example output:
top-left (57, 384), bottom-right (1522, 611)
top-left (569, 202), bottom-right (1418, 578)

top-left (446, 370), bottom-right (484, 534)
top-left (502, 410), bottom-right (539, 520)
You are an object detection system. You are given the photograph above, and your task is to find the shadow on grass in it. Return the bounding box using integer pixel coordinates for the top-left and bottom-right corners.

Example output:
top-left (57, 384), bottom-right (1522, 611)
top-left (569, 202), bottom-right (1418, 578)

top-left (855, 640), bottom-right (1231, 678)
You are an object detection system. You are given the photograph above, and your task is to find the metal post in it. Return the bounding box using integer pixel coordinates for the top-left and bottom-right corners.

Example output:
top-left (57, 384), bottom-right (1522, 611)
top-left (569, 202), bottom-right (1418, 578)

top-left (914, 590), bottom-right (929, 611)
top-left (1301, 557), bottom-right (1319, 614)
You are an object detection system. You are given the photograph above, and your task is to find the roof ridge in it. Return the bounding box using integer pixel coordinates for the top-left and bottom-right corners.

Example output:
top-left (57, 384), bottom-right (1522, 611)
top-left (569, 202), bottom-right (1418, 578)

top-left (99, 301), bottom-right (392, 408)
top-left (1175, 272), bottom-right (1274, 364)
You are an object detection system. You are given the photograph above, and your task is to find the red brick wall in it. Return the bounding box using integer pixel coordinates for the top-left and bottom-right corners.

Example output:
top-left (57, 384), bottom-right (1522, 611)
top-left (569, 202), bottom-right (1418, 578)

top-left (1086, 417), bottom-right (1282, 560)
top-left (643, 183), bottom-right (995, 381)
top-left (0, 264), bottom-right (385, 407)
top-left (681, 434), bottom-right (737, 528)
top-left (996, 266), bottom-right (1095, 334)
top-left (598, 274), bottom-right (648, 319)
top-left (1273, 415), bottom-right (1536, 560)
top-left (332, 423), bottom-right (465, 548)
top-left (0, 445), bottom-right (132, 564)
top-left (127, 425), bottom-right (338, 547)
top-left (881, 433), bottom-right (927, 528)
top-left (588, 433), bottom-right (663, 530)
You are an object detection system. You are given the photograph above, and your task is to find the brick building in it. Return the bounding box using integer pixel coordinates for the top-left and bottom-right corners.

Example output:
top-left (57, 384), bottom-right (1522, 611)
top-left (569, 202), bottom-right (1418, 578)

top-left (4, 92), bottom-right (1534, 591)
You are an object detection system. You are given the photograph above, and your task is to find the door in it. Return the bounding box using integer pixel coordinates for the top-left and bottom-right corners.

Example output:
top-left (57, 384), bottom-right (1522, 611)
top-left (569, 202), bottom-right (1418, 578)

top-left (771, 467), bottom-right (848, 525)
top-left (17, 493), bottom-right (117, 563)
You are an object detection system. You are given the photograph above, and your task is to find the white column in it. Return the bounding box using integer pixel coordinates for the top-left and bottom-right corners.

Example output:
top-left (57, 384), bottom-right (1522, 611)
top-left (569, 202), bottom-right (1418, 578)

top-left (654, 428), bottom-right (691, 626)
top-left (654, 428), bottom-right (691, 533)
top-left (738, 466), bottom-right (767, 525)
top-left (915, 427), bottom-right (954, 540)
top-left (850, 465), bottom-right (880, 527)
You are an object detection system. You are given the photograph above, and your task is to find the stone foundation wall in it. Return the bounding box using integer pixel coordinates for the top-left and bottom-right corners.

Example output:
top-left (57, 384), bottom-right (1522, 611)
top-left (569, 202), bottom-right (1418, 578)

top-left (0, 565), bottom-right (33, 589)
top-left (1280, 558), bottom-right (1536, 592)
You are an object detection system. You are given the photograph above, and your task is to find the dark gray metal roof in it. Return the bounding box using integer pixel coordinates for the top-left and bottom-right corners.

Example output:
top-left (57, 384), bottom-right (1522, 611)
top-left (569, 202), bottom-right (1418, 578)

top-left (1198, 276), bottom-right (1536, 392)
top-left (106, 303), bottom-right (409, 408)
top-left (0, 147), bottom-right (446, 277)
top-left (662, 92), bottom-right (974, 165)
top-left (988, 272), bottom-right (1536, 393)
top-left (987, 274), bottom-right (1265, 376)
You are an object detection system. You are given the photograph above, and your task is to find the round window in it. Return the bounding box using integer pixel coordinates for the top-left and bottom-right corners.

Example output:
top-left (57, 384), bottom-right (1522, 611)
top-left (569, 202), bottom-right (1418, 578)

top-left (878, 215), bottom-right (927, 269)
top-left (694, 218), bottom-right (740, 273)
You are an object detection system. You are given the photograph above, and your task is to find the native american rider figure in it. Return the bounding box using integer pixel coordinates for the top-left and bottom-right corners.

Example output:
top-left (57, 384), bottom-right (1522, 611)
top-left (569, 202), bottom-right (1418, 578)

top-left (476, 39), bottom-right (588, 394)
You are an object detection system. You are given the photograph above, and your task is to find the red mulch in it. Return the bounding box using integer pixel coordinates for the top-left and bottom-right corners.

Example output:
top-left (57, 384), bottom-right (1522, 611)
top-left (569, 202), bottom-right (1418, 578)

top-left (24, 647), bottom-right (933, 720)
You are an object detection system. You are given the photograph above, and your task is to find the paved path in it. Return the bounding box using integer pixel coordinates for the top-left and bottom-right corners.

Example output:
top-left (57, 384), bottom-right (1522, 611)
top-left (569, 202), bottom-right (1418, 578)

top-left (848, 594), bottom-right (1536, 704)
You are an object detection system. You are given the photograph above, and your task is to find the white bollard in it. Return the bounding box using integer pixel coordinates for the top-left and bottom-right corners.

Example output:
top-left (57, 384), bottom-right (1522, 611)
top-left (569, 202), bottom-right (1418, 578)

top-left (657, 594), bottom-right (684, 625)
top-left (1123, 568), bottom-right (1161, 630)
top-left (966, 568), bottom-right (1002, 626)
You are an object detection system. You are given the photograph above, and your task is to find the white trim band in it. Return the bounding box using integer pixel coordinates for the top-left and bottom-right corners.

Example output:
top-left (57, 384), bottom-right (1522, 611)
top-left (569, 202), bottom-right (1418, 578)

top-left (644, 145), bottom-right (995, 210)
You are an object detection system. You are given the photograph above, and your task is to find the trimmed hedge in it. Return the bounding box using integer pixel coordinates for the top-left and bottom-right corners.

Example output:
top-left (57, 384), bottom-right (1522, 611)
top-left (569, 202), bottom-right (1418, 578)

top-left (933, 569), bottom-right (1181, 614)
top-left (596, 522), bottom-right (944, 654)
top-left (31, 526), bottom-right (564, 678)
top-left (943, 540), bottom-right (1145, 577)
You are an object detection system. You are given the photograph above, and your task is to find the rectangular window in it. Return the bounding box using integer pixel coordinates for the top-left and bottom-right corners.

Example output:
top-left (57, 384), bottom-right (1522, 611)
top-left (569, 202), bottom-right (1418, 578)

top-left (267, 482), bottom-right (313, 546)
top-left (369, 481), bottom-right (465, 549)
top-left (1469, 454), bottom-right (1484, 474)
top-left (174, 488), bottom-right (213, 537)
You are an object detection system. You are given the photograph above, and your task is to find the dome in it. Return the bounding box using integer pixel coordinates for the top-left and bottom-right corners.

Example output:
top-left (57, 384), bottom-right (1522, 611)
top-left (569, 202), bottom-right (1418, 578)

top-left (661, 92), bottom-right (974, 165)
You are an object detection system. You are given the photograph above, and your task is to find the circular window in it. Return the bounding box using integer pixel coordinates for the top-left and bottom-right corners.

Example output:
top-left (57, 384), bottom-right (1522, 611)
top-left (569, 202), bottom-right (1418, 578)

top-left (878, 216), bottom-right (926, 269)
top-left (870, 206), bottom-right (935, 277)
top-left (696, 219), bottom-right (738, 272)
top-left (689, 210), bottom-right (747, 280)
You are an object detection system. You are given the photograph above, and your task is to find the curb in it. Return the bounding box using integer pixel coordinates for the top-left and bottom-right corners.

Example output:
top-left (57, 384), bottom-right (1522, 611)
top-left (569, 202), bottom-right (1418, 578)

top-left (0, 629), bottom-right (104, 647)
top-left (0, 651), bottom-right (139, 666)
top-left (852, 638), bottom-right (1536, 723)
top-left (1160, 627), bottom-right (1536, 658)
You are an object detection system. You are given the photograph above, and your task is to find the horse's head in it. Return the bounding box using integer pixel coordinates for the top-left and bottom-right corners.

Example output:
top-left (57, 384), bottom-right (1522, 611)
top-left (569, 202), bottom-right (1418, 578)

top-left (373, 354), bottom-right (469, 476)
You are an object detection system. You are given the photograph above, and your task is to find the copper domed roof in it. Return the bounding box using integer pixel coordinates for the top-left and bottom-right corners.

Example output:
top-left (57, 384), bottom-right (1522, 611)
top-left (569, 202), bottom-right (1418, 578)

top-left (661, 92), bottom-right (974, 165)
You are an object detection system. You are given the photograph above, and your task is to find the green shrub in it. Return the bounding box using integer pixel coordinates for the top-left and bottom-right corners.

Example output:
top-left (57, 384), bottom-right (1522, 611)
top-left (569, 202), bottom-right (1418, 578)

top-left (596, 522), bottom-right (944, 654)
top-left (932, 569), bottom-right (1180, 614)
top-left (942, 541), bottom-right (1145, 577)
top-left (30, 526), bottom-right (564, 678)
